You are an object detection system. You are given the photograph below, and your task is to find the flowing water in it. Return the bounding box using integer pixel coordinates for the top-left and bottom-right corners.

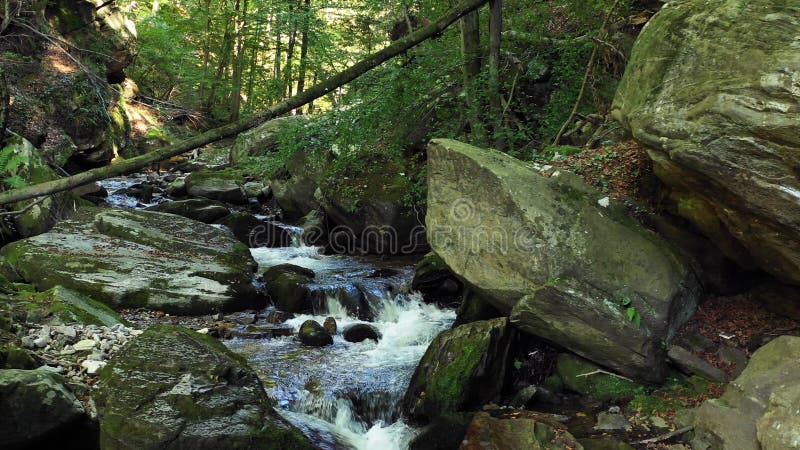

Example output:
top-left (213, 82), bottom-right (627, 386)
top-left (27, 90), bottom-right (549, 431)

top-left (100, 175), bottom-right (455, 449)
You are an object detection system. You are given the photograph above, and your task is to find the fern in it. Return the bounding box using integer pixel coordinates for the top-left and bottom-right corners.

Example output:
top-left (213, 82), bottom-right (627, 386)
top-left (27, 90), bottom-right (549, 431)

top-left (3, 175), bottom-right (27, 189)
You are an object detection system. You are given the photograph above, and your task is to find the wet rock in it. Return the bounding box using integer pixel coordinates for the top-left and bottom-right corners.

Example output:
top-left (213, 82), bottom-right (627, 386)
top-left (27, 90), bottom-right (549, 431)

top-left (298, 320), bottom-right (333, 347)
top-left (165, 177), bottom-right (187, 197)
top-left (427, 139), bottom-right (700, 383)
top-left (95, 324), bottom-right (312, 449)
top-left (555, 354), bottom-right (643, 402)
top-left (342, 324), bottom-right (381, 343)
top-left (216, 212), bottom-right (291, 248)
top-left (146, 199), bottom-right (230, 223)
top-left (613, 0), bottom-right (800, 286)
top-left (409, 413), bottom-right (474, 450)
top-left (693, 336), bottom-right (800, 450)
top-left (323, 317), bottom-right (337, 335)
top-left (461, 411), bottom-right (583, 450)
top-left (185, 172), bottom-right (247, 204)
top-left (334, 284), bottom-right (371, 321)
top-left (667, 345), bottom-right (726, 382)
top-left (412, 253), bottom-right (463, 305)
top-left (299, 209), bottom-right (327, 247)
top-left (0, 208), bottom-right (259, 315)
top-left (0, 369), bottom-right (87, 449)
top-left (403, 318), bottom-right (513, 421)
top-left (594, 410), bottom-right (633, 432)
top-left (21, 286), bottom-right (124, 327)
top-left (263, 264), bottom-right (315, 313)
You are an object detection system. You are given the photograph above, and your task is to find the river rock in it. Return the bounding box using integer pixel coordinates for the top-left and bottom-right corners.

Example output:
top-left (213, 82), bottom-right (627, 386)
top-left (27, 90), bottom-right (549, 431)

top-left (426, 139), bottom-right (701, 383)
top-left (216, 212), bottom-right (292, 248)
top-left (95, 324), bottom-right (311, 449)
top-left (298, 320), bottom-right (333, 347)
top-left (342, 323), bottom-right (381, 343)
top-left (613, 0), bottom-right (800, 287)
top-left (21, 285), bottom-right (124, 327)
top-left (230, 115), bottom-right (310, 166)
top-left (460, 411), bottom-right (583, 450)
top-left (263, 264), bottom-right (315, 313)
top-left (0, 208), bottom-right (259, 315)
top-left (185, 172), bottom-right (247, 204)
top-left (0, 369), bottom-right (87, 449)
top-left (412, 252), bottom-right (463, 306)
top-left (323, 317), bottom-right (337, 335)
top-left (693, 336), bottom-right (800, 450)
top-left (146, 198), bottom-right (230, 223)
top-left (402, 318), bottom-right (513, 422)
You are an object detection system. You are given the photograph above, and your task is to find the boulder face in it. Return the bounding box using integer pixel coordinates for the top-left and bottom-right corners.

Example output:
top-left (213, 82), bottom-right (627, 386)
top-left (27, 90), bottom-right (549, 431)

top-left (612, 0), bottom-right (800, 286)
top-left (426, 139), bottom-right (701, 382)
top-left (0, 208), bottom-right (259, 315)
top-left (95, 324), bottom-right (312, 450)
top-left (0, 369), bottom-right (87, 449)
top-left (693, 336), bottom-right (800, 450)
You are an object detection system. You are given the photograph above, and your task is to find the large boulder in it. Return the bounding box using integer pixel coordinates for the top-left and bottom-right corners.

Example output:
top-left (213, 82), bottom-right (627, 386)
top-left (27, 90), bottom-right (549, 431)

top-left (95, 324), bottom-right (312, 449)
top-left (613, 0), bottom-right (800, 286)
top-left (216, 212), bottom-right (292, 248)
top-left (146, 199), bottom-right (230, 224)
top-left (693, 336), bottom-right (800, 450)
top-left (426, 139), bottom-right (701, 383)
top-left (230, 115), bottom-right (309, 166)
top-left (185, 172), bottom-right (248, 204)
top-left (0, 369), bottom-right (88, 449)
top-left (263, 264), bottom-right (315, 313)
top-left (402, 318), bottom-right (513, 422)
top-left (0, 208), bottom-right (259, 315)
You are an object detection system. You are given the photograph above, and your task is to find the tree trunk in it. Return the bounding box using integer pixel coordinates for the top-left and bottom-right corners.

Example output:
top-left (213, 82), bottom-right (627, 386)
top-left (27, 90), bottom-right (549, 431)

top-left (230, 0), bottom-right (249, 121)
top-left (0, 0), bottom-right (491, 206)
top-left (295, 0), bottom-right (311, 111)
top-left (197, 0), bottom-right (213, 104)
top-left (488, 0), bottom-right (503, 148)
top-left (205, 6), bottom-right (235, 112)
top-left (460, 10), bottom-right (483, 141)
top-left (282, 18), bottom-right (298, 99)
top-left (244, 21), bottom-right (263, 115)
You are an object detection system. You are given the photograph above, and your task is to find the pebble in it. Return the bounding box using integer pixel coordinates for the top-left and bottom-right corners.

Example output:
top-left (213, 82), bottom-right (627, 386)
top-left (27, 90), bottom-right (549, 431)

top-left (74, 339), bottom-right (97, 351)
top-left (81, 360), bottom-right (106, 375)
top-left (53, 325), bottom-right (77, 339)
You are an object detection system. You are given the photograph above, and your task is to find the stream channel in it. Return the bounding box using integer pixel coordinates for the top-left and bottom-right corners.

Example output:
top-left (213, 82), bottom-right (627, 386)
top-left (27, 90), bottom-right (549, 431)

top-left (100, 173), bottom-right (455, 450)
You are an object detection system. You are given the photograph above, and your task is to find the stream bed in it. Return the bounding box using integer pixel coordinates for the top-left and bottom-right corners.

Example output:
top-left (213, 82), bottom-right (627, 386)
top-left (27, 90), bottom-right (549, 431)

top-left (100, 174), bottom-right (454, 450)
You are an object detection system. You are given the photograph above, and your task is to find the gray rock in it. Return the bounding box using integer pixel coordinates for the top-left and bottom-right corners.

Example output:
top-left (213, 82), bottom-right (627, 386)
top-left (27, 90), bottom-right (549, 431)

top-left (185, 174), bottom-right (247, 204)
top-left (146, 198), bottom-right (230, 223)
top-left (613, 0), bottom-right (800, 285)
top-left (594, 411), bottom-right (633, 432)
top-left (694, 336), bottom-right (800, 450)
top-left (0, 208), bottom-right (259, 315)
top-left (668, 345), bottom-right (727, 382)
top-left (0, 369), bottom-right (86, 448)
top-left (426, 139), bottom-right (700, 383)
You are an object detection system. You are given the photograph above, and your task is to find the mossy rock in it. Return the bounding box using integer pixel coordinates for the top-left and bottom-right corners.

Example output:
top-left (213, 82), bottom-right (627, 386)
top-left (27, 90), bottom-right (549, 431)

top-left (402, 318), bottom-right (513, 422)
top-left (461, 411), bottom-right (583, 450)
top-left (409, 412), bottom-right (474, 450)
top-left (18, 286), bottom-right (125, 327)
top-left (0, 208), bottom-right (259, 315)
top-left (0, 343), bottom-right (37, 369)
top-left (95, 324), bottom-right (312, 450)
top-left (263, 264), bottom-right (314, 313)
top-left (556, 353), bottom-right (644, 402)
top-left (146, 199), bottom-right (231, 224)
top-left (0, 369), bottom-right (87, 449)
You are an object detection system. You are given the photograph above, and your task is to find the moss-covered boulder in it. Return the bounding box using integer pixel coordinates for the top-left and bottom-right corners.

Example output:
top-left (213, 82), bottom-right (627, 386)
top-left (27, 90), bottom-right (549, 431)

top-left (693, 336), bottom-right (800, 450)
top-left (402, 318), bottom-right (513, 422)
top-left (426, 139), bottom-right (701, 383)
top-left (146, 199), bottom-right (231, 224)
top-left (0, 369), bottom-right (88, 449)
top-left (185, 171), bottom-right (248, 205)
top-left (613, 0), bottom-right (800, 286)
top-left (0, 208), bottom-right (259, 315)
top-left (461, 411), bottom-right (583, 450)
top-left (298, 320), bottom-right (333, 347)
top-left (230, 115), bottom-right (309, 166)
top-left (18, 285), bottom-right (124, 327)
top-left (95, 324), bottom-right (311, 449)
top-left (319, 158), bottom-right (426, 255)
top-left (263, 264), bottom-right (315, 313)
top-left (555, 354), bottom-right (644, 402)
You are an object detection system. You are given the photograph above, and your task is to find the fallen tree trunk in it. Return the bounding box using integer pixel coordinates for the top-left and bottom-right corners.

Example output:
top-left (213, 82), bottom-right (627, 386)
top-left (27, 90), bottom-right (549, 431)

top-left (0, 0), bottom-right (489, 206)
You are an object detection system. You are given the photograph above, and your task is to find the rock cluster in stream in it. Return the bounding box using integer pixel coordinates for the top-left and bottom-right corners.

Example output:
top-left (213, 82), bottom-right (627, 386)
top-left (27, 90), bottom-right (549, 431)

top-left (20, 323), bottom-right (142, 382)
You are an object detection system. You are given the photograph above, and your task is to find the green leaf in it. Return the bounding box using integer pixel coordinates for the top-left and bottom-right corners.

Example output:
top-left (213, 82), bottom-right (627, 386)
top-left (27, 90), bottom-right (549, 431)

top-left (619, 296), bottom-right (632, 306)
top-left (4, 175), bottom-right (28, 189)
top-left (513, 359), bottom-right (523, 370)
